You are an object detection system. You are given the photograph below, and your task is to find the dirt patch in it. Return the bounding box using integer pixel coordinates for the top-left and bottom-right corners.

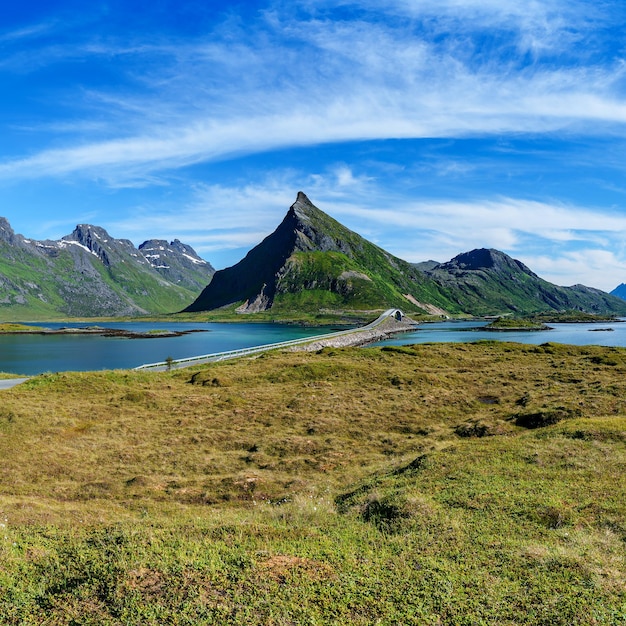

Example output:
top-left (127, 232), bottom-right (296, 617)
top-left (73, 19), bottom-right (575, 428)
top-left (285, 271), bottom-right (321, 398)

top-left (126, 568), bottom-right (167, 598)
top-left (256, 555), bottom-right (335, 583)
top-left (403, 294), bottom-right (449, 316)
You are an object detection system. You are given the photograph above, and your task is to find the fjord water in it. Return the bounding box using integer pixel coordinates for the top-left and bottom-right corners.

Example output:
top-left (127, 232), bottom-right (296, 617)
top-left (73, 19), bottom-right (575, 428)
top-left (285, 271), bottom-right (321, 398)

top-left (2, 319), bottom-right (626, 376)
top-left (0, 322), bottom-right (337, 375)
top-left (372, 319), bottom-right (626, 348)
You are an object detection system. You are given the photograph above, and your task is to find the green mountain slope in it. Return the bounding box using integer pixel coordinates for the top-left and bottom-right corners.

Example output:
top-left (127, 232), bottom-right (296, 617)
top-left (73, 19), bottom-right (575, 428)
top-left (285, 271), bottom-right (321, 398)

top-left (0, 219), bottom-right (214, 319)
top-left (424, 248), bottom-right (626, 316)
top-left (185, 192), bottom-right (453, 314)
top-left (186, 193), bottom-right (626, 317)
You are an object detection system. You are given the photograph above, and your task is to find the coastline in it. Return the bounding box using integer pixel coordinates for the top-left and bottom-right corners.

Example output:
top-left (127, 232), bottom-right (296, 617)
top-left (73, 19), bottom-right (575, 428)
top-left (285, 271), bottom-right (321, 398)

top-left (288, 316), bottom-right (419, 351)
top-left (0, 326), bottom-right (208, 339)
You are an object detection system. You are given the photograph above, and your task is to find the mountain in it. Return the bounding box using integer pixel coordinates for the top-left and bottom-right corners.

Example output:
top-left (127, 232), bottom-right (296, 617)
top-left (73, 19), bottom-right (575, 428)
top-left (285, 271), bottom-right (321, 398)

top-left (185, 192), bottom-right (452, 314)
top-left (138, 239), bottom-right (214, 291)
top-left (610, 283), bottom-right (626, 301)
top-left (423, 248), bottom-right (626, 316)
top-left (185, 193), bottom-right (626, 317)
top-left (0, 219), bottom-right (214, 319)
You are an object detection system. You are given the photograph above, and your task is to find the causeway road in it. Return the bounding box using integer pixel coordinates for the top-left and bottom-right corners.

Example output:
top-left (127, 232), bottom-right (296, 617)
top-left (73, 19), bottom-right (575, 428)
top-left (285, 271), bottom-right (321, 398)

top-left (136, 309), bottom-right (417, 371)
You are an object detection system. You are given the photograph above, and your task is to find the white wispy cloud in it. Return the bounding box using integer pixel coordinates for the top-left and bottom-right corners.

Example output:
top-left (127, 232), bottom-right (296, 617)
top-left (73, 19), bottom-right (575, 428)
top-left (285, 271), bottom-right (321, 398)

top-left (295, 0), bottom-right (600, 57)
top-left (0, 19), bottom-right (61, 43)
top-left (524, 250), bottom-right (626, 290)
top-left (1, 1), bottom-right (625, 185)
top-left (98, 163), bottom-right (626, 289)
top-left (3, 0), bottom-right (626, 293)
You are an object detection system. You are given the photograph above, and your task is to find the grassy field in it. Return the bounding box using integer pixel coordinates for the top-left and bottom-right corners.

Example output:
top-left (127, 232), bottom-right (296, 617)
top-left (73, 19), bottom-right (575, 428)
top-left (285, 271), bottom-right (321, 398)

top-left (0, 341), bottom-right (625, 624)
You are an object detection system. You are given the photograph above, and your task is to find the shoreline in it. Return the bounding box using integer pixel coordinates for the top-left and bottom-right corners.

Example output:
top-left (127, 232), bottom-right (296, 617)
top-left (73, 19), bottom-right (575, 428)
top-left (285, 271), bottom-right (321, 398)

top-left (288, 316), bottom-right (419, 351)
top-left (0, 326), bottom-right (209, 339)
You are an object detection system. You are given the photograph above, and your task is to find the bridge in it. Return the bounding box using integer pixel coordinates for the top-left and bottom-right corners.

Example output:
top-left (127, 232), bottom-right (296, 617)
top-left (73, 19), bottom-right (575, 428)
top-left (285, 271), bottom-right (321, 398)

top-left (134, 309), bottom-right (406, 371)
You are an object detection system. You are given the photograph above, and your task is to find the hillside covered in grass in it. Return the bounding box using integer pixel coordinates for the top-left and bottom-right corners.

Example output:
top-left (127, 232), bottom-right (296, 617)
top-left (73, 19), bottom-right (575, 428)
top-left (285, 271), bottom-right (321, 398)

top-left (185, 192), bottom-right (446, 315)
top-left (1, 342), bottom-right (625, 623)
top-left (184, 193), bottom-right (626, 318)
top-left (0, 219), bottom-right (214, 320)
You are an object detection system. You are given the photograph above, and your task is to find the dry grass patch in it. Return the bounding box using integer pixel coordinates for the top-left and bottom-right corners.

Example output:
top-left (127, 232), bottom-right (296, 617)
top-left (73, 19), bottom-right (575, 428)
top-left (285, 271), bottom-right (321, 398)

top-left (0, 342), bottom-right (625, 522)
top-left (0, 342), bottom-right (625, 623)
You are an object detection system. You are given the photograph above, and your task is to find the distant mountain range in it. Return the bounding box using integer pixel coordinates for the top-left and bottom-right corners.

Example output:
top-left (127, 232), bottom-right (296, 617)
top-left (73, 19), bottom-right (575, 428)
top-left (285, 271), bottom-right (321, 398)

top-left (2, 194), bottom-right (625, 320)
top-left (186, 192), bottom-right (626, 317)
top-left (0, 218), bottom-right (214, 318)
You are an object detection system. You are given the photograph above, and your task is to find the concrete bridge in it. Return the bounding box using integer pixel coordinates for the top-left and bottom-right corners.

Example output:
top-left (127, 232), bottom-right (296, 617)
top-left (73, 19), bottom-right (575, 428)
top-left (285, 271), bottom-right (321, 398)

top-left (135, 308), bottom-right (407, 371)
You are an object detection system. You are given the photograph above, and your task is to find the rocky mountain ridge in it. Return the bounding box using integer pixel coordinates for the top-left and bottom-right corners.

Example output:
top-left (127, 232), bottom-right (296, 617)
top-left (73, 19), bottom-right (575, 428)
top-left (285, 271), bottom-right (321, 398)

top-left (186, 193), bottom-right (626, 317)
top-left (421, 248), bottom-right (624, 316)
top-left (0, 219), bottom-right (214, 318)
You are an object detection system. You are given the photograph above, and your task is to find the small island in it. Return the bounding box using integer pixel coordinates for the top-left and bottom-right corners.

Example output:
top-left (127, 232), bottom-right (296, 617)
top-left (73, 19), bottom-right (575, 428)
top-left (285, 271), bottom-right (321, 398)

top-left (482, 317), bottom-right (552, 332)
top-left (0, 323), bottom-right (207, 339)
top-left (527, 311), bottom-right (622, 324)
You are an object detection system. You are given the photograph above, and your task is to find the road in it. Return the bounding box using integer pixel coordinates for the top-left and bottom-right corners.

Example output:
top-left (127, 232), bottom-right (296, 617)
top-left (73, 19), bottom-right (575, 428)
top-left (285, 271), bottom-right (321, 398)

top-left (135, 309), bottom-right (414, 371)
top-left (0, 378), bottom-right (30, 390)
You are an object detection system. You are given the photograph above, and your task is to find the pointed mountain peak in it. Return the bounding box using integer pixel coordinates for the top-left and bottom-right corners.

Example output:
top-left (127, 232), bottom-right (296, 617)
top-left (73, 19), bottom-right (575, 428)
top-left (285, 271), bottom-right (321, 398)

top-left (61, 224), bottom-right (138, 267)
top-left (185, 192), bottom-right (413, 313)
top-left (63, 224), bottom-right (116, 250)
top-left (295, 190), bottom-right (312, 204)
top-left (0, 217), bottom-right (16, 243)
top-left (288, 191), bottom-right (329, 224)
top-left (291, 191), bottom-right (314, 212)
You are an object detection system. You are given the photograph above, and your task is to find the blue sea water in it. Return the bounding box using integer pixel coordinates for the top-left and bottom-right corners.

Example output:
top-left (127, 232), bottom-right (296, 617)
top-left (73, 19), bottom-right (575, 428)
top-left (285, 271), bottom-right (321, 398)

top-left (1, 319), bottom-right (625, 375)
top-left (0, 322), bottom-right (337, 375)
top-left (371, 319), bottom-right (626, 348)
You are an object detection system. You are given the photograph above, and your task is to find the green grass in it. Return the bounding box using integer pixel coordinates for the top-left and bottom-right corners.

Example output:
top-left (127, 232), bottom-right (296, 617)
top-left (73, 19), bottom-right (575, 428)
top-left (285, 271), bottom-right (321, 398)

top-left (0, 323), bottom-right (42, 333)
top-left (0, 342), bottom-right (625, 623)
top-left (273, 251), bottom-right (428, 313)
top-left (484, 317), bottom-right (550, 330)
top-left (530, 310), bottom-right (622, 323)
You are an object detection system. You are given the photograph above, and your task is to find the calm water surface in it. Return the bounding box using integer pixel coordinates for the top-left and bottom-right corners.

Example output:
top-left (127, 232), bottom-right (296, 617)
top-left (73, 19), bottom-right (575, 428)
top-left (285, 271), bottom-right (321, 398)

top-left (372, 319), bottom-right (626, 348)
top-left (0, 322), bottom-right (337, 375)
top-left (2, 319), bottom-right (626, 375)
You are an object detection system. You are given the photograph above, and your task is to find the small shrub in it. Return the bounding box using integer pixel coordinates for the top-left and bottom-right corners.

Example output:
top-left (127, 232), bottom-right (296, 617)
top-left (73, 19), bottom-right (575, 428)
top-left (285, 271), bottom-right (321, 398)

top-left (361, 496), bottom-right (407, 530)
top-left (515, 407), bottom-right (580, 429)
top-left (455, 421), bottom-right (490, 438)
top-left (381, 345), bottom-right (417, 356)
top-left (537, 505), bottom-right (573, 529)
top-left (189, 372), bottom-right (231, 386)
top-left (588, 355), bottom-right (618, 366)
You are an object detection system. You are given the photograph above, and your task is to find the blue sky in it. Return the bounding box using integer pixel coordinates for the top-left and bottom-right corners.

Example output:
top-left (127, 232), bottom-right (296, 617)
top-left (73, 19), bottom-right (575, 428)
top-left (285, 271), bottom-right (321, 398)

top-left (2, 1), bottom-right (626, 291)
